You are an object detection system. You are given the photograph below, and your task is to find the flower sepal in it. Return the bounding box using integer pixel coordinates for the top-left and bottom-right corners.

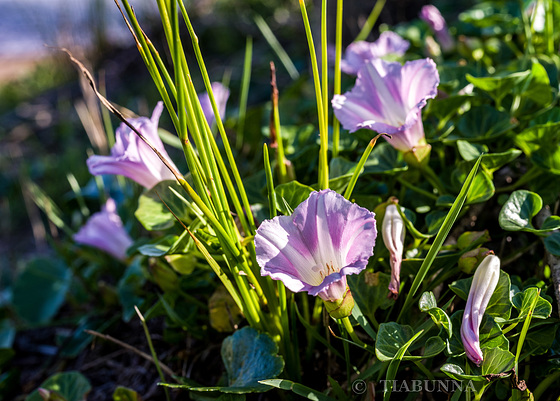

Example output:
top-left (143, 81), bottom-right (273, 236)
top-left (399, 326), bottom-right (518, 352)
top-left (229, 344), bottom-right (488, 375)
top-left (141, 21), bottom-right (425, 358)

top-left (323, 287), bottom-right (355, 319)
top-left (403, 143), bottom-right (431, 168)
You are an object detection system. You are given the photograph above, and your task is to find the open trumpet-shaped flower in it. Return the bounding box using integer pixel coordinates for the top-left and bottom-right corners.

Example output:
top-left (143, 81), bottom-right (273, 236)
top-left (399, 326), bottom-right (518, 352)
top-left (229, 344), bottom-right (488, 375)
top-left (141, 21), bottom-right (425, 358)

top-left (420, 5), bottom-right (454, 52)
top-left (460, 254), bottom-right (500, 365)
top-left (87, 102), bottom-right (178, 189)
top-left (255, 189), bottom-right (377, 318)
top-left (341, 31), bottom-right (410, 75)
top-left (73, 198), bottom-right (133, 261)
top-left (382, 203), bottom-right (405, 298)
top-left (332, 58), bottom-right (439, 141)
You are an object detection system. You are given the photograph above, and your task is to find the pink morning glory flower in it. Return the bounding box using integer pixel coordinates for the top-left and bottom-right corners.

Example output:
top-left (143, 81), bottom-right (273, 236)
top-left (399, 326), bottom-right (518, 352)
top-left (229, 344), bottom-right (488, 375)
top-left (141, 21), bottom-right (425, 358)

top-left (87, 102), bottom-right (178, 189)
top-left (332, 58), bottom-right (439, 152)
top-left (420, 5), bottom-right (454, 52)
top-left (73, 198), bottom-right (133, 261)
top-left (198, 82), bottom-right (230, 129)
top-left (460, 254), bottom-right (500, 365)
top-left (254, 189), bottom-right (377, 317)
top-left (341, 31), bottom-right (410, 75)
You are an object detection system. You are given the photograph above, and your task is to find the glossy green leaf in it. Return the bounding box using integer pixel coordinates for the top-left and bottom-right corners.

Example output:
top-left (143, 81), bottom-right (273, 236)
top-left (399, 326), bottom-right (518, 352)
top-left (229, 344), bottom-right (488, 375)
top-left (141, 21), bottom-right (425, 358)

top-left (515, 123), bottom-right (560, 175)
top-left (452, 163), bottom-right (495, 204)
top-left (375, 322), bottom-right (415, 362)
top-left (467, 70), bottom-right (531, 106)
top-left (274, 181), bottom-right (314, 215)
top-left (117, 261), bottom-right (146, 322)
top-left (426, 211), bottom-right (448, 235)
top-left (450, 269), bottom-right (511, 319)
top-left (457, 230), bottom-right (491, 250)
top-left (220, 327), bottom-right (284, 392)
top-left (135, 180), bottom-right (193, 231)
top-left (113, 386), bottom-right (139, 401)
top-left (259, 379), bottom-right (336, 401)
top-left (25, 372), bottom-right (91, 401)
top-left (481, 347), bottom-right (515, 377)
top-left (522, 323), bottom-right (558, 356)
top-left (363, 143), bottom-right (407, 175)
top-left (12, 258), bottom-right (71, 324)
top-left (457, 140), bottom-right (487, 161)
top-left (481, 149), bottom-right (522, 172)
top-left (456, 106), bottom-right (515, 141)
top-left (383, 330), bottom-right (424, 401)
top-left (498, 190), bottom-right (543, 232)
top-left (441, 363), bottom-right (486, 381)
top-left (419, 292), bottom-right (452, 338)
top-left (348, 271), bottom-right (393, 324)
top-left (544, 231), bottom-right (560, 256)
top-left (511, 287), bottom-right (552, 320)
top-left (375, 322), bottom-right (442, 362)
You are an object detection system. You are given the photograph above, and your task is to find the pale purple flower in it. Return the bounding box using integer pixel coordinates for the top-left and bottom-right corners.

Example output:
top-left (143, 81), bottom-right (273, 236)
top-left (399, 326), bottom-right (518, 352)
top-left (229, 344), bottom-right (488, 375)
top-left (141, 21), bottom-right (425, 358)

top-left (332, 58), bottom-right (439, 151)
top-left (74, 198), bottom-right (133, 261)
top-left (198, 82), bottom-right (230, 128)
top-left (461, 254), bottom-right (500, 365)
top-left (382, 203), bottom-right (405, 298)
top-left (255, 189), bottom-right (377, 302)
top-left (341, 32), bottom-right (410, 75)
top-left (87, 102), bottom-right (178, 189)
top-left (420, 5), bottom-right (454, 52)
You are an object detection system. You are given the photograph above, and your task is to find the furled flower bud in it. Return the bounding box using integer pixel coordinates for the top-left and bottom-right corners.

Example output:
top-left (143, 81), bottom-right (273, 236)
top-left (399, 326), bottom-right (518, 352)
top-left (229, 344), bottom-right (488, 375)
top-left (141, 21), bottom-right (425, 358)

top-left (460, 254), bottom-right (500, 365)
top-left (420, 5), bottom-right (454, 52)
top-left (382, 203), bottom-right (405, 298)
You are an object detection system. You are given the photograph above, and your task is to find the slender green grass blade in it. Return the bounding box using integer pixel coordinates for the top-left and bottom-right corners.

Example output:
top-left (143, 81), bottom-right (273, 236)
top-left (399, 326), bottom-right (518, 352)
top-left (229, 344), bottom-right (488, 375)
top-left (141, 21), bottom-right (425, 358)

top-left (355, 0), bottom-right (387, 42)
top-left (383, 330), bottom-right (423, 401)
top-left (237, 36), bottom-right (253, 148)
top-left (254, 15), bottom-right (299, 80)
top-left (263, 144), bottom-right (277, 218)
top-left (398, 156), bottom-right (483, 321)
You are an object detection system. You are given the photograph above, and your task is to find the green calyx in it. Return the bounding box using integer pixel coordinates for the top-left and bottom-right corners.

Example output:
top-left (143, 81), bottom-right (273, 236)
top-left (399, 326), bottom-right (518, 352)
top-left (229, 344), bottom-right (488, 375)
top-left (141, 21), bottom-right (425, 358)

top-left (323, 287), bottom-right (355, 319)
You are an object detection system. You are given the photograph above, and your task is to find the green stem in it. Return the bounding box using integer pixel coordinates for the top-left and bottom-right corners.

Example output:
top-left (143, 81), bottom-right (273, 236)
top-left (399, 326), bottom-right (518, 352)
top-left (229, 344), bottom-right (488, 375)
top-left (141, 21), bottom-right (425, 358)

top-left (332, 0), bottom-right (343, 158)
top-left (397, 176), bottom-right (438, 201)
top-left (514, 288), bottom-right (540, 373)
top-left (501, 322), bottom-right (519, 335)
top-left (355, 0), bottom-right (387, 42)
top-left (135, 307), bottom-right (171, 401)
top-left (419, 164), bottom-right (446, 195)
top-left (340, 316), bottom-right (375, 353)
top-left (237, 36), bottom-right (253, 148)
top-left (264, 144), bottom-right (277, 218)
top-left (270, 62), bottom-right (287, 183)
top-left (343, 136), bottom-right (380, 199)
top-left (496, 166), bottom-right (543, 194)
top-left (179, 0), bottom-right (257, 234)
top-left (545, 0), bottom-right (554, 55)
top-left (534, 369), bottom-right (560, 400)
top-left (299, 0), bottom-right (329, 190)
top-left (519, 0), bottom-right (535, 56)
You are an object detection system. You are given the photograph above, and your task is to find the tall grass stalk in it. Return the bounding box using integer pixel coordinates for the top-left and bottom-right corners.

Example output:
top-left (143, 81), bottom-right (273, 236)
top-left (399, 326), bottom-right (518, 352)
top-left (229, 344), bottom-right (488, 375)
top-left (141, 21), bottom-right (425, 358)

top-left (299, 0), bottom-right (329, 189)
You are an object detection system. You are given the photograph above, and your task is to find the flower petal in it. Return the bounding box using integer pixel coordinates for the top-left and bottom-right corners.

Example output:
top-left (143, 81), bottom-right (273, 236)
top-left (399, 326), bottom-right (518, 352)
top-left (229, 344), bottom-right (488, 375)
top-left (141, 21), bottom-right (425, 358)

top-left (255, 189), bottom-right (376, 299)
top-left (87, 102), bottom-right (178, 189)
top-left (341, 32), bottom-right (410, 75)
top-left (74, 198), bottom-right (133, 260)
top-left (198, 82), bottom-right (230, 128)
top-left (333, 58), bottom-right (439, 135)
